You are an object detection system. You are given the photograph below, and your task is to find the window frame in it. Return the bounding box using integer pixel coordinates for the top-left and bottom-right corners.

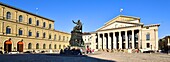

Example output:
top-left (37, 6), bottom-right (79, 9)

top-left (36, 20), bottom-right (39, 26)
top-left (28, 43), bottom-right (32, 49)
top-left (18, 28), bottom-right (23, 35)
top-left (19, 15), bottom-right (23, 22)
top-left (6, 12), bottom-right (11, 19)
top-left (36, 43), bottom-right (39, 49)
top-left (6, 26), bottom-right (11, 34)
top-left (146, 33), bottom-right (150, 41)
top-left (28, 18), bottom-right (32, 24)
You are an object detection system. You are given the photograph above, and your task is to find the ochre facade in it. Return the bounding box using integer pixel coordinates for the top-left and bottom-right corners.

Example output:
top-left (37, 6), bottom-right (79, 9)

top-left (0, 3), bottom-right (70, 53)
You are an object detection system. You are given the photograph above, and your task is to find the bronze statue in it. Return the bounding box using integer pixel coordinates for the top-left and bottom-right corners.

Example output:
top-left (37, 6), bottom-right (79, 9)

top-left (72, 20), bottom-right (82, 32)
top-left (69, 20), bottom-right (84, 47)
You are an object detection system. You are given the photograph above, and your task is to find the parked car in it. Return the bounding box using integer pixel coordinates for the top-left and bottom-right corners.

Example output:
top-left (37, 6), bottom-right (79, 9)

top-left (24, 51), bottom-right (32, 54)
top-left (140, 48), bottom-right (154, 53)
top-left (8, 51), bottom-right (19, 54)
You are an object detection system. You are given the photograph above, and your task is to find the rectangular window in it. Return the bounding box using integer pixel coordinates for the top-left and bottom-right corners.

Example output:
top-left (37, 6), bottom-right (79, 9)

top-left (59, 35), bottom-right (61, 41)
top-left (146, 34), bottom-right (150, 41)
top-left (49, 24), bottom-right (51, 29)
top-left (36, 33), bottom-right (39, 37)
top-left (146, 43), bottom-right (150, 48)
top-left (29, 32), bottom-right (32, 36)
top-left (59, 45), bottom-right (61, 49)
top-left (63, 36), bottom-right (65, 41)
top-left (19, 30), bottom-right (22, 35)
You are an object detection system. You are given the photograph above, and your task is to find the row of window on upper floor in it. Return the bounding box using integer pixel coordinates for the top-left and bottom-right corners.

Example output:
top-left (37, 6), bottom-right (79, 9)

top-left (6, 26), bottom-right (69, 41)
top-left (6, 12), bottom-right (52, 29)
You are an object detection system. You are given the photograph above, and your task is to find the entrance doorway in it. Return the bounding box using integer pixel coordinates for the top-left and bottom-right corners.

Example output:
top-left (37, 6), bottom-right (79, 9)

top-left (4, 40), bottom-right (12, 52)
top-left (17, 41), bottom-right (23, 52)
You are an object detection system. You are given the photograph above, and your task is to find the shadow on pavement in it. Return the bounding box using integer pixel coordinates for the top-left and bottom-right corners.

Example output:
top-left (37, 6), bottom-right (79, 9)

top-left (46, 54), bottom-right (116, 62)
top-left (0, 54), bottom-right (116, 62)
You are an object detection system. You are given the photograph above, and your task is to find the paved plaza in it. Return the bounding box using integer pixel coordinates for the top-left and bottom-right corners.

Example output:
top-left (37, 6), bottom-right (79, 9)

top-left (0, 53), bottom-right (114, 62)
top-left (88, 51), bottom-right (170, 62)
top-left (0, 52), bottom-right (170, 62)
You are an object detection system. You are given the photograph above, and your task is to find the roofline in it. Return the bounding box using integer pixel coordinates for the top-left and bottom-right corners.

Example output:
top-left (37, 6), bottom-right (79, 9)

top-left (54, 30), bottom-right (71, 35)
top-left (143, 24), bottom-right (160, 27)
top-left (105, 15), bottom-right (140, 25)
top-left (97, 21), bottom-right (143, 31)
top-left (0, 2), bottom-right (54, 22)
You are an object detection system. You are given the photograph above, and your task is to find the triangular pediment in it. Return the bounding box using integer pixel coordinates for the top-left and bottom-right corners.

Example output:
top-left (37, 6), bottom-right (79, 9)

top-left (97, 21), bottom-right (142, 31)
top-left (97, 15), bottom-right (142, 31)
top-left (105, 15), bottom-right (141, 26)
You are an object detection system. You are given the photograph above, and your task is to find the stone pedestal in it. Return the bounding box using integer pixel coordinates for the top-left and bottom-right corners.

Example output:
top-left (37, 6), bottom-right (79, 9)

top-left (69, 31), bottom-right (84, 47)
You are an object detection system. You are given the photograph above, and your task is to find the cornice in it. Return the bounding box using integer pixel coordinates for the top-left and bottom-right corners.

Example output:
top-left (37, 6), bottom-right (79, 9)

top-left (0, 2), bottom-right (54, 22)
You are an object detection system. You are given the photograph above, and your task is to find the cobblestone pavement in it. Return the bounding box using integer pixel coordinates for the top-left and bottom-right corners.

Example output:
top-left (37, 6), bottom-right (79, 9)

top-left (0, 54), bottom-right (115, 62)
top-left (88, 51), bottom-right (170, 62)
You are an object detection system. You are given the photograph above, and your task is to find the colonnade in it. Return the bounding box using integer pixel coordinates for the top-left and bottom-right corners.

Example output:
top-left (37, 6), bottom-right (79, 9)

top-left (96, 30), bottom-right (141, 50)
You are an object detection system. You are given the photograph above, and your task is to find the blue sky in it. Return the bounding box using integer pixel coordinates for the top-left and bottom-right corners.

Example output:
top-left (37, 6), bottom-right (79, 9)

top-left (0, 0), bottom-right (170, 38)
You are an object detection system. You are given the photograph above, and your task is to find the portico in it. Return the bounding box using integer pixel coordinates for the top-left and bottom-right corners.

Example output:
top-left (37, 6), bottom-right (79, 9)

top-left (90, 15), bottom-right (160, 51)
top-left (97, 29), bottom-right (140, 50)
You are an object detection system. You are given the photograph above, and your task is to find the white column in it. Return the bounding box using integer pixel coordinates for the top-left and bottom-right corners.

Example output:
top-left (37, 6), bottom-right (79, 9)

top-left (138, 30), bottom-right (142, 49)
top-left (97, 33), bottom-right (100, 49)
top-left (125, 31), bottom-right (128, 49)
top-left (155, 29), bottom-right (159, 50)
top-left (103, 33), bottom-right (106, 49)
top-left (113, 32), bottom-right (117, 49)
top-left (108, 33), bottom-right (111, 49)
top-left (132, 30), bottom-right (135, 49)
top-left (119, 32), bottom-right (122, 49)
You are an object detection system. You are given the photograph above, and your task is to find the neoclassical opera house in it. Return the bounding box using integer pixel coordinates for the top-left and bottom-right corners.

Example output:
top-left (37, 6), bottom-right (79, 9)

top-left (0, 2), bottom-right (70, 53)
top-left (90, 15), bottom-right (160, 51)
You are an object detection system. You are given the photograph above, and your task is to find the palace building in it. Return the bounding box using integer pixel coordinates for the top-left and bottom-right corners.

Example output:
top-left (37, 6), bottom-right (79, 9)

top-left (0, 2), bottom-right (70, 53)
top-left (89, 15), bottom-right (160, 51)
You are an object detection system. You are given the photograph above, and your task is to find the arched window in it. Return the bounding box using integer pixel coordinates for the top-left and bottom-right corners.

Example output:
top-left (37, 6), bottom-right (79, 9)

top-left (63, 36), bottom-right (65, 41)
top-left (36, 20), bottom-right (39, 26)
top-left (54, 44), bottom-right (57, 49)
top-left (43, 32), bottom-right (46, 38)
top-left (43, 44), bottom-right (46, 49)
top-left (67, 37), bottom-right (69, 41)
top-left (49, 34), bottom-right (51, 39)
top-left (36, 31), bottom-right (39, 37)
top-left (19, 15), bottom-right (23, 22)
top-left (59, 44), bottom-right (61, 49)
top-left (28, 43), bottom-right (32, 49)
top-left (6, 26), bottom-right (11, 34)
top-left (6, 12), bottom-right (11, 19)
top-left (18, 28), bottom-right (23, 35)
top-left (146, 33), bottom-right (150, 41)
top-left (28, 18), bottom-right (32, 24)
top-left (63, 45), bottom-right (66, 48)
top-left (28, 30), bottom-right (32, 36)
top-left (54, 34), bottom-right (56, 40)
top-left (36, 43), bottom-right (39, 49)
top-left (59, 35), bottom-right (61, 41)
top-left (43, 22), bottom-right (46, 28)
top-left (49, 24), bottom-right (51, 29)
top-left (49, 44), bottom-right (52, 49)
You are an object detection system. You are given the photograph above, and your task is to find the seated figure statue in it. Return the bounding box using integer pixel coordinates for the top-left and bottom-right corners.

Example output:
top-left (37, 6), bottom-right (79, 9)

top-left (72, 20), bottom-right (82, 32)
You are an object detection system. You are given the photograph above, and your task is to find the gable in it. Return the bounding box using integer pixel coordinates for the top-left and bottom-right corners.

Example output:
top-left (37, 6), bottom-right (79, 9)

top-left (105, 15), bottom-right (140, 26)
top-left (97, 21), bottom-right (142, 30)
